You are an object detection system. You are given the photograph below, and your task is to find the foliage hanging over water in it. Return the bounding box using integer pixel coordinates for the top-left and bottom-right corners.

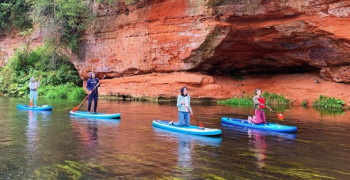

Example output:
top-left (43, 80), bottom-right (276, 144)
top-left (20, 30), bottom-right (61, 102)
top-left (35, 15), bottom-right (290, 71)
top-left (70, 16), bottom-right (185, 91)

top-left (312, 95), bottom-right (345, 110)
top-left (0, 44), bottom-right (85, 99)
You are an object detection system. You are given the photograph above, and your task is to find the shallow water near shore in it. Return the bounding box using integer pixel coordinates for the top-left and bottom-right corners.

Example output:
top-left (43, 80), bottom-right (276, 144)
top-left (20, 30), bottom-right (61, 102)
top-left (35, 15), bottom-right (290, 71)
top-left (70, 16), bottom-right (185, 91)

top-left (0, 97), bottom-right (349, 179)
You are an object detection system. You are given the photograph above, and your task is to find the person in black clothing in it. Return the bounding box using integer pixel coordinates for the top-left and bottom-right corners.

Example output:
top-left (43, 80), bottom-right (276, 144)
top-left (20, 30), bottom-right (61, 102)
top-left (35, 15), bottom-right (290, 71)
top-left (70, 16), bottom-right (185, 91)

top-left (87, 72), bottom-right (100, 113)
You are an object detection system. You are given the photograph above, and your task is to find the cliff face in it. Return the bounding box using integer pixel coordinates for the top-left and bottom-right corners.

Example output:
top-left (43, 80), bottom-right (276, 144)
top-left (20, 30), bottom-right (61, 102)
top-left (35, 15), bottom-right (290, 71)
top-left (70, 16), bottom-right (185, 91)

top-left (73, 0), bottom-right (350, 80)
top-left (0, 28), bottom-right (42, 67)
top-left (70, 0), bottom-right (350, 103)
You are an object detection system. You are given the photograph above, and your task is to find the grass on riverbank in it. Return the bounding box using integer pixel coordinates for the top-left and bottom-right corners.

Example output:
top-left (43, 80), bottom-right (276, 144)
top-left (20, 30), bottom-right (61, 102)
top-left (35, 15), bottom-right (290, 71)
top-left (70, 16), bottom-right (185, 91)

top-left (218, 92), bottom-right (289, 107)
top-left (312, 95), bottom-right (345, 110)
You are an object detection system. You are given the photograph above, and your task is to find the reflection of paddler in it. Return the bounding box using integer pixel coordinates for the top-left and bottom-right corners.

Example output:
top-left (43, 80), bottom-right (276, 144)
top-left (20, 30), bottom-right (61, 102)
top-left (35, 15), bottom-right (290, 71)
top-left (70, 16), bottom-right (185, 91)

top-left (87, 121), bottom-right (98, 147)
top-left (72, 120), bottom-right (98, 147)
top-left (248, 129), bottom-right (267, 169)
top-left (177, 138), bottom-right (193, 170)
top-left (26, 111), bottom-right (39, 153)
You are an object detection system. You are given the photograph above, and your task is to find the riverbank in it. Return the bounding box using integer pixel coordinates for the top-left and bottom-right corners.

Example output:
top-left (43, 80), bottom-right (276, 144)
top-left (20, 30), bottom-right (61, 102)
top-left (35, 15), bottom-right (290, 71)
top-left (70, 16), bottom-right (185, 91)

top-left (89, 72), bottom-right (350, 107)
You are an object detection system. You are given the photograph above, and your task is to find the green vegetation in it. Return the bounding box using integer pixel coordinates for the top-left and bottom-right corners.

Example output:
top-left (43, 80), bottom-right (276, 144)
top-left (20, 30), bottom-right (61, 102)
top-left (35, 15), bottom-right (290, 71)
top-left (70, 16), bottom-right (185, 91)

top-left (96, 0), bottom-right (117, 4)
top-left (96, 0), bottom-right (139, 5)
top-left (1, 0), bottom-right (91, 53)
top-left (218, 92), bottom-right (289, 107)
top-left (218, 95), bottom-right (253, 106)
top-left (262, 91), bottom-right (289, 106)
top-left (32, 0), bottom-right (92, 53)
top-left (0, 44), bottom-right (85, 99)
top-left (125, 0), bottom-right (139, 5)
top-left (301, 100), bottom-right (308, 107)
top-left (34, 160), bottom-right (109, 179)
top-left (0, 0), bottom-right (32, 33)
top-left (313, 95), bottom-right (345, 109)
top-left (1, 0), bottom-right (141, 52)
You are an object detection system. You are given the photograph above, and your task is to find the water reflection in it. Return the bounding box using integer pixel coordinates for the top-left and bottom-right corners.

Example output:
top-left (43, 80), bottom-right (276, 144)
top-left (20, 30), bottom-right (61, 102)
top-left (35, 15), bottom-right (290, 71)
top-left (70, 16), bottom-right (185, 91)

top-left (71, 117), bottom-right (120, 149)
top-left (314, 108), bottom-right (346, 117)
top-left (153, 128), bottom-right (222, 176)
top-left (25, 110), bottom-right (52, 147)
top-left (248, 129), bottom-right (267, 169)
top-left (222, 124), bottom-right (297, 170)
top-left (0, 98), bottom-right (349, 179)
top-left (24, 110), bottom-right (52, 168)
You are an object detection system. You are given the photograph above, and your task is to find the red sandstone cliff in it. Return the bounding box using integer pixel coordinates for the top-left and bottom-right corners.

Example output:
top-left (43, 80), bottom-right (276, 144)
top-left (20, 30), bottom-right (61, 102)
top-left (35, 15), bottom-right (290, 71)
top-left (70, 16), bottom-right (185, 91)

top-left (73, 0), bottom-right (350, 80)
top-left (72, 0), bottom-right (350, 104)
top-left (0, 28), bottom-right (42, 67)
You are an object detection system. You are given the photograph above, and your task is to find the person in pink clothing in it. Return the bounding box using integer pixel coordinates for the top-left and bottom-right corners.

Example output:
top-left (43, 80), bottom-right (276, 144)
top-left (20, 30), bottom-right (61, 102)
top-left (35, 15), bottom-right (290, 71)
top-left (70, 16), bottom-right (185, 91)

top-left (248, 88), bottom-right (272, 124)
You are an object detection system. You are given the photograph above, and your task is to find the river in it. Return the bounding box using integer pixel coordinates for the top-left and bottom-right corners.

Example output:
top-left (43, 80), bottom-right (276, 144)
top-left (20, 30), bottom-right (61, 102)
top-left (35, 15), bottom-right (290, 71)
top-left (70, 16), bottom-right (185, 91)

top-left (0, 97), bottom-right (349, 179)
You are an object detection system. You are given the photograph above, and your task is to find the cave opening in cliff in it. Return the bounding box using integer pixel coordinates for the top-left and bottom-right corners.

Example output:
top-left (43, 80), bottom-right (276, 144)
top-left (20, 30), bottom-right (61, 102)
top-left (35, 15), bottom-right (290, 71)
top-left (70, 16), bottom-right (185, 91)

top-left (192, 24), bottom-right (327, 77)
top-left (195, 57), bottom-right (321, 76)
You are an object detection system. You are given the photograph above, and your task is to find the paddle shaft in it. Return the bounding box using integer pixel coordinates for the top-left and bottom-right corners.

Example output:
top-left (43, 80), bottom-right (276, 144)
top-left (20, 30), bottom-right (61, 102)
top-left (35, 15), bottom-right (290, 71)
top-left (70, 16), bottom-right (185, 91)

top-left (185, 106), bottom-right (204, 127)
top-left (72, 75), bottom-right (106, 112)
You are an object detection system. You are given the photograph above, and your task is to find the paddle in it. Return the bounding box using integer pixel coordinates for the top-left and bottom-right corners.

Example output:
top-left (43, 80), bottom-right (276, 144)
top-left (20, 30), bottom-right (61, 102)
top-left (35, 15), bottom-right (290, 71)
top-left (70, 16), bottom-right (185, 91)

top-left (72, 75), bottom-right (106, 112)
top-left (274, 111), bottom-right (285, 121)
top-left (265, 105), bottom-right (285, 121)
top-left (29, 77), bottom-right (41, 107)
top-left (185, 106), bottom-right (205, 128)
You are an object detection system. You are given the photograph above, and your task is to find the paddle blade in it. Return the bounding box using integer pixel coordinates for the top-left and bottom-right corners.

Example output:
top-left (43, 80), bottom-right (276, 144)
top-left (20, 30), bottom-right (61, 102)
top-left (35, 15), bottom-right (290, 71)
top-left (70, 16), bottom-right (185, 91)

top-left (198, 122), bottom-right (205, 128)
top-left (276, 113), bottom-right (285, 121)
top-left (29, 101), bottom-right (33, 107)
top-left (72, 105), bottom-right (79, 112)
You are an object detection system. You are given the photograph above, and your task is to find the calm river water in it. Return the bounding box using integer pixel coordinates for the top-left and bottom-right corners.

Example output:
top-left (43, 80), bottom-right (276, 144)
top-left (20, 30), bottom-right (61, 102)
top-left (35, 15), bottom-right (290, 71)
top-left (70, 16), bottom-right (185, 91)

top-left (0, 97), bottom-right (349, 179)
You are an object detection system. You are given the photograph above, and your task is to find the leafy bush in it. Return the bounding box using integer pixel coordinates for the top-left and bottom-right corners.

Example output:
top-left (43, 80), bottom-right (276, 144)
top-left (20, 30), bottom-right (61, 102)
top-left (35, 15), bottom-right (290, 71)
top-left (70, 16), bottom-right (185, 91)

top-left (0, 44), bottom-right (84, 99)
top-left (0, 0), bottom-right (32, 33)
top-left (312, 95), bottom-right (344, 109)
top-left (32, 0), bottom-right (92, 53)
top-left (38, 83), bottom-right (85, 99)
top-left (301, 100), bottom-right (308, 107)
top-left (262, 92), bottom-right (289, 106)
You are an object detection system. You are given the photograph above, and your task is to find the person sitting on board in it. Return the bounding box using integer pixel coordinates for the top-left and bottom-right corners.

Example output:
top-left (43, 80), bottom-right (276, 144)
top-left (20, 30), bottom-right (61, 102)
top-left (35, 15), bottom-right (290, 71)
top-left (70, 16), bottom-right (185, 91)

top-left (87, 72), bottom-right (100, 114)
top-left (169, 86), bottom-right (193, 126)
top-left (247, 88), bottom-right (272, 125)
top-left (28, 77), bottom-right (40, 106)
